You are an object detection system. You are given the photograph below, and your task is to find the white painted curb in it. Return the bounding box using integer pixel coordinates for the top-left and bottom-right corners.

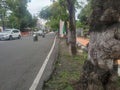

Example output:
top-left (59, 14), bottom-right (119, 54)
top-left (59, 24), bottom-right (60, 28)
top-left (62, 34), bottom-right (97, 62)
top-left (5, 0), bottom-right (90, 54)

top-left (29, 36), bottom-right (57, 90)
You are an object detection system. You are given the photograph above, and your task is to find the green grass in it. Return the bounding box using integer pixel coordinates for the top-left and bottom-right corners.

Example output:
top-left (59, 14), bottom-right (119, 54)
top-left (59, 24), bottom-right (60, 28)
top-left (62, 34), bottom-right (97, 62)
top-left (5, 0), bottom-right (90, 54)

top-left (43, 40), bottom-right (87, 90)
top-left (43, 52), bottom-right (87, 90)
top-left (73, 52), bottom-right (88, 64)
top-left (43, 38), bottom-right (120, 90)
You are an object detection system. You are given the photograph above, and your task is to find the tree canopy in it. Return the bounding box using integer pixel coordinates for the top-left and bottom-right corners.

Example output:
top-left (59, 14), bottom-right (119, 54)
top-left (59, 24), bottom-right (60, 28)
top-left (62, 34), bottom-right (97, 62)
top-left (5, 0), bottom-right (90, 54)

top-left (0, 0), bottom-right (37, 31)
top-left (77, 0), bottom-right (91, 28)
top-left (39, 1), bottom-right (69, 30)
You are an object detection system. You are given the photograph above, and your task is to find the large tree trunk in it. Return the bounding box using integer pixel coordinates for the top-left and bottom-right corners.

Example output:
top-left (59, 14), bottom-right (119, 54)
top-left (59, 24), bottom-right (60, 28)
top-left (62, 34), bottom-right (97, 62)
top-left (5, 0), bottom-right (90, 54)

top-left (75, 0), bottom-right (120, 90)
top-left (67, 0), bottom-right (77, 55)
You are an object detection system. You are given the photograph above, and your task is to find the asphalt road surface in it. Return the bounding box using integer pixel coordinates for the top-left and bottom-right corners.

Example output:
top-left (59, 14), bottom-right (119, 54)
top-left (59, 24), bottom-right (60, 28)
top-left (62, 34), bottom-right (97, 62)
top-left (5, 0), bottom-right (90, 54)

top-left (0, 33), bottom-right (59, 90)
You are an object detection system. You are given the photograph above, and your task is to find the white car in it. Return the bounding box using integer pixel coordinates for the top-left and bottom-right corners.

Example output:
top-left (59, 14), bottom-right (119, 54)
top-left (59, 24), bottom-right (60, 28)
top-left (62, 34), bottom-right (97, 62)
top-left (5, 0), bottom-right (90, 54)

top-left (0, 29), bottom-right (21, 40)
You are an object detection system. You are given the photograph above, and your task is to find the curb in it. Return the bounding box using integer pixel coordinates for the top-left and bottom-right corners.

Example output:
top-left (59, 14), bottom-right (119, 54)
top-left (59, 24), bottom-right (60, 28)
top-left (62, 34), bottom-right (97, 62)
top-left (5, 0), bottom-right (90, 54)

top-left (42, 37), bottom-right (60, 90)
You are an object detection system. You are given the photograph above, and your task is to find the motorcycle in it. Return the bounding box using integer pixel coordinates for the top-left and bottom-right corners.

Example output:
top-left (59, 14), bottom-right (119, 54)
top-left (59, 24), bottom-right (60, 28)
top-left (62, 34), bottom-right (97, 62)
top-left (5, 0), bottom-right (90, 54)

top-left (33, 33), bottom-right (38, 41)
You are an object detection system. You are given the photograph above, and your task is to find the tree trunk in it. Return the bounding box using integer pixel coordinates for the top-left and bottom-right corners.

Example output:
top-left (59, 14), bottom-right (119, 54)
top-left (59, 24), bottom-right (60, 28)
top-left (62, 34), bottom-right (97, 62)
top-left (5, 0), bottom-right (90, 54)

top-left (67, 0), bottom-right (77, 55)
top-left (75, 0), bottom-right (120, 90)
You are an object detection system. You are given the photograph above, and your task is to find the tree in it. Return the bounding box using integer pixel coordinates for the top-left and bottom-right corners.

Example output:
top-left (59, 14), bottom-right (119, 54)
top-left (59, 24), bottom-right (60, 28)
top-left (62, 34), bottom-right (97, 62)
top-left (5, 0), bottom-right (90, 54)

top-left (5, 0), bottom-right (33, 31)
top-left (66, 0), bottom-right (77, 55)
top-left (0, 0), bottom-right (8, 30)
top-left (77, 0), bottom-right (91, 29)
top-left (58, 0), bottom-right (82, 55)
top-left (39, 1), bottom-right (69, 30)
top-left (75, 0), bottom-right (120, 90)
top-left (43, 0), bottom-right (80, 55)
top-left (78, 0), bottom-right (91, 23)
top-left (39, 6), bottom-right (52, 20)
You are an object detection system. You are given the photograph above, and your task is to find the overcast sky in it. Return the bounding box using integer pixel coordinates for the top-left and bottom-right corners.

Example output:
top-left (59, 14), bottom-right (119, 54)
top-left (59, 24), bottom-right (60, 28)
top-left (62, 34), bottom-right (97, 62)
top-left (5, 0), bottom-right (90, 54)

top-left (27, 0), bottom-right (52, 16)
top-left (27, 0), bottom-right (87, 16)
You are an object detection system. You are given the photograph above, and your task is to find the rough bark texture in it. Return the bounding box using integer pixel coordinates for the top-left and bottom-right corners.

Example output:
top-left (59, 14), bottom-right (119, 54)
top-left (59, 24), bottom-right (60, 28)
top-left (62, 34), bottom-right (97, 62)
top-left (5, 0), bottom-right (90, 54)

top-left (75, 0), bottom-right (120, 90)
top-left (67, 0), bottom-right (77, 55)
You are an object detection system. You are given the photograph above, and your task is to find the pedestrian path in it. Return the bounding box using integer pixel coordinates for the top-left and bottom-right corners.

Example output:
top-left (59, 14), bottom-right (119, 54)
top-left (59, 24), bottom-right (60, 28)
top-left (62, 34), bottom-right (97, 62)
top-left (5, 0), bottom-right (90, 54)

top-left (76, 37), bottom-right (120, 76)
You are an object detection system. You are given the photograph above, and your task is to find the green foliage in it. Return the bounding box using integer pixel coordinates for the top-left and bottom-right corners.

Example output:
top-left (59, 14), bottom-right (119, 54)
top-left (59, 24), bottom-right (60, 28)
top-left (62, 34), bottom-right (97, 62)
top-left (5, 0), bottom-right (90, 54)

top-left (43, 39), bottom-right (87, 90)
top-left (76, 20), bottom-right (89, 29)
top-left (78, 1), bottom-right (92, 20)
top-left (47, 18), bottom-right (59, 30)
top-left (39, 6), bottom-right (52, 20)
top-left (39, 1), bottom-right (69, 30)
top-left (77, 0), bottom-right (91, 29)
top-left (76, 21), bottom-right (84, 28)
top-left (7, 14), bottom-right (19, 28)
top-left (39, 0), bottom-right (82, 31)
top-left (0, 0), bottom-right (35, 31)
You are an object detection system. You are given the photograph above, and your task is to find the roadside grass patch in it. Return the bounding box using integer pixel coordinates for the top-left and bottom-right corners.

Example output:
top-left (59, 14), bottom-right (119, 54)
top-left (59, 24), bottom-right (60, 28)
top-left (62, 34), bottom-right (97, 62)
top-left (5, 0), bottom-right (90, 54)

top-left (43, 39), bottom-right (87, 90)
top-left (73, 52), bottom-right (87, 64)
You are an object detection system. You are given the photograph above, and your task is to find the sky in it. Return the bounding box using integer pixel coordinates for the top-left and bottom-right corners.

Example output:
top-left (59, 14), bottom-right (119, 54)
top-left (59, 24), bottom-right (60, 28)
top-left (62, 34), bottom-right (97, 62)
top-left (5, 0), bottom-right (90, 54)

top-left (27, 0), bottom-right (87, 17)
top-left (27, 0), bottom-right (52, 16)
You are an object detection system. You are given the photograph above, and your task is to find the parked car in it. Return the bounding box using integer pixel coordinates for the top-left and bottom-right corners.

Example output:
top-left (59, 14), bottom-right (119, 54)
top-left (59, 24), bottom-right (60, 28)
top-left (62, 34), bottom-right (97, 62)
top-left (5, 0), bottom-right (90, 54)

top-left (0, 29), bottom-right (21, 40)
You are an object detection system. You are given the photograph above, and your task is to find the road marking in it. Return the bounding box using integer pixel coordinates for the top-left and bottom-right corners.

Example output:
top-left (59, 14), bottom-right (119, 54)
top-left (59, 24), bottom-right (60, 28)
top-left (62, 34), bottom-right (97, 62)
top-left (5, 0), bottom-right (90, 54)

top-left (29, 36), bottom-right (57, 90)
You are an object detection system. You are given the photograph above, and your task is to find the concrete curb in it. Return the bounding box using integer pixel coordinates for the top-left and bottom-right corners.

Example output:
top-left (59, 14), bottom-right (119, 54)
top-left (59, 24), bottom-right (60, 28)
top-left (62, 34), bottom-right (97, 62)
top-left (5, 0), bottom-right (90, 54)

top-left (41, 36), bottom-right (60, 90)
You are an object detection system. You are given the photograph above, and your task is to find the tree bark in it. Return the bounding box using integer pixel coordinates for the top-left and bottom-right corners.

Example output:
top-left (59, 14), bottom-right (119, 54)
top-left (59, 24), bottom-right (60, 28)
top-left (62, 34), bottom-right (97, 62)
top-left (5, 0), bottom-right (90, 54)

top-left (67, 0), bottom-right (77, 55)
top-left (75, 0), bottom-right (120, 90)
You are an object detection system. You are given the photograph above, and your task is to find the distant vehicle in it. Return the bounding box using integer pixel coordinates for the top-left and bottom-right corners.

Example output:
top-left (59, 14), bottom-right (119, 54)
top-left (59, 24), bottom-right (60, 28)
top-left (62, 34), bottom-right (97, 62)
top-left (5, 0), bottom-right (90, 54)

top-left (36, 30), bottom-right (44, 36)
top-left (49, 31), bottom-right (54, 33)
top-left (0, 29), bottom-right (21, 40)
top-left (36, 30), bottom-right (45, 37)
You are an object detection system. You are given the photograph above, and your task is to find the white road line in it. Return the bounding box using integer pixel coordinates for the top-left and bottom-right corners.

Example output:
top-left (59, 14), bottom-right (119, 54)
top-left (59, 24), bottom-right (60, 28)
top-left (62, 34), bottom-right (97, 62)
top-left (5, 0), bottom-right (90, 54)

top-left (29, 36), bottom-right (57, 90)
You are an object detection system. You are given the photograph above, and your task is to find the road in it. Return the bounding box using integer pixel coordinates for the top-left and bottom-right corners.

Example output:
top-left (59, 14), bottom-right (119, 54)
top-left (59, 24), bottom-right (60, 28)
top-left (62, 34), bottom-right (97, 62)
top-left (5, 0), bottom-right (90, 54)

top-left (0, 33), bottom-right (59, 90)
